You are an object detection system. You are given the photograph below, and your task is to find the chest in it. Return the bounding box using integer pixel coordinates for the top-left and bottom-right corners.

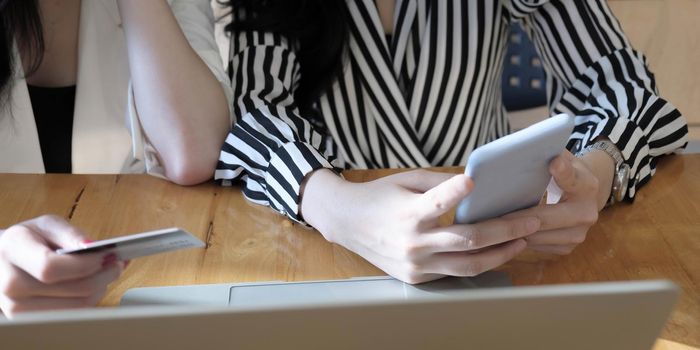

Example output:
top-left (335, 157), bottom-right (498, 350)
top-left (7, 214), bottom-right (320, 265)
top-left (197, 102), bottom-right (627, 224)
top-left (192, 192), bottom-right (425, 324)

top-left (348, 0), bottom-right (509, 68)
top-left (24, 0), bottom-right (82, 87)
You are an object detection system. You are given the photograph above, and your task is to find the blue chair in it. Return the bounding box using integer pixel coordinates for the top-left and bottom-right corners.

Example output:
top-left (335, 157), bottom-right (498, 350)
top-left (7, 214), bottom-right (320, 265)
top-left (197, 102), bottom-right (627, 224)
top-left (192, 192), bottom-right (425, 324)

top-left (502, 23), bottom-right (547, 111)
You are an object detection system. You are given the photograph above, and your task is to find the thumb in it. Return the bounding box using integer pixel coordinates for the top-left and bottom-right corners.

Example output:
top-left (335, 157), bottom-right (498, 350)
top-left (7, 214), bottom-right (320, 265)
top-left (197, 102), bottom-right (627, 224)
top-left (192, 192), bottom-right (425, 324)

top-left (388, 169), bottom-right (461, 193)
top-left (549, 152), bottom-right (581, 195)
top-left (24, 215), bottom-right (90, 250)
top-left (413, 174), bottom-right (474, 221)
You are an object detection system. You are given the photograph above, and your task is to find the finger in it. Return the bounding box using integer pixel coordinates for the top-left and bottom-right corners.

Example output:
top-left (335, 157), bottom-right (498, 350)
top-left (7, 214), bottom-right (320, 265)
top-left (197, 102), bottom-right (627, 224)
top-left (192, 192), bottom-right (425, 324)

top-left (417, 216), bottom-right (540, 253)
top-left (39, 263), bottom-right (123, 298)
top-left (421, 239), bottom-right (527, 277)
top-left (2, 226), bottom-right (109, 284)
top-left (413, 174), bottom-right (474, 220)
top-left (504, 201), bottom-right (596, 231)
top-left (388, 169), bottom-right (458, 193)
top-left (22, 215), bottom-right (90, 249)
top-left (524, 227), bottom-right (588, 246)
top-left (527, 244), bottom-right (578, 255)
top-left (4, 263), bottom-right (122, 299)
top-left (341, 242), bottom-right (444, 285)
top-left (550, 152), bottom-right (594, 197)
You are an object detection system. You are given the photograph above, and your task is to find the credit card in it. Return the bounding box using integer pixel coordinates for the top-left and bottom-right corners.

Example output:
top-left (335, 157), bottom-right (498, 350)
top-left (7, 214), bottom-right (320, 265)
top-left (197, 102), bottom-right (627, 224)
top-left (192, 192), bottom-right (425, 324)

top-left (56, 228), bottom-right (205, 260)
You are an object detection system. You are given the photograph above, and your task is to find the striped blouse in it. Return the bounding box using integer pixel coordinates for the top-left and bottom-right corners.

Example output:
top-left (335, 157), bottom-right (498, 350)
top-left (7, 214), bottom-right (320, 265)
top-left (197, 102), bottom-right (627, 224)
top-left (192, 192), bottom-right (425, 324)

top-left (216, 0), bottom-right (688, 224)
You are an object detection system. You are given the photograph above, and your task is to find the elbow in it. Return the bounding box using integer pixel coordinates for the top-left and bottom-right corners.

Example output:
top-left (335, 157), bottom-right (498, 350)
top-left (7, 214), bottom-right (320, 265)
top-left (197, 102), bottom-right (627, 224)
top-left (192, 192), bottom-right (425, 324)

top-left (162, 155), bottom-right (217, 186)
top-left (149, 112), bottom-right (229, 186)
top-left (167, 168), bottom-right (212, 186)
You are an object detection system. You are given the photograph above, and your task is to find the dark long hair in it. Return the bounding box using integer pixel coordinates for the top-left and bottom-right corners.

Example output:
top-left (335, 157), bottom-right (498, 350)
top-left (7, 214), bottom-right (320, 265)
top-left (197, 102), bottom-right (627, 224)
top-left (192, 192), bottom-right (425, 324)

top-left (0, 0), bottom-right (44, 108)
top-left (222, 0), bottom-right (348, 112)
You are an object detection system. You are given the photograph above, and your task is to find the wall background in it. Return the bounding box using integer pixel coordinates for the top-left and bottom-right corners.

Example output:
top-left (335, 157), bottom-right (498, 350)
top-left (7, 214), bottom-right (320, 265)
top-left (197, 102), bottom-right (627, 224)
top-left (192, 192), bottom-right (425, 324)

top-left (609, 0), bottom-right (699, 141)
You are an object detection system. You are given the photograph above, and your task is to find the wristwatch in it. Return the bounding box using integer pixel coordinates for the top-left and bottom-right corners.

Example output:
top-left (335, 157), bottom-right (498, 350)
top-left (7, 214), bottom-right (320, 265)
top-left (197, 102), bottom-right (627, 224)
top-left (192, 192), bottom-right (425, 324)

top-left (576, 140), bottom-right (631, 207)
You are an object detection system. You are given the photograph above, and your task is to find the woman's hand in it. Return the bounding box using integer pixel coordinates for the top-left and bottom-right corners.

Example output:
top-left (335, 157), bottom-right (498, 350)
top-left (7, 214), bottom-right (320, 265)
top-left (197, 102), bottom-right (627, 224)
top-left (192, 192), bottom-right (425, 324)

top-left (0, 215), bottom-right (124, 317)
top-left (505, 150), bottom-right (615, 255)
top-left (301, 169), bottom-right (541, 284)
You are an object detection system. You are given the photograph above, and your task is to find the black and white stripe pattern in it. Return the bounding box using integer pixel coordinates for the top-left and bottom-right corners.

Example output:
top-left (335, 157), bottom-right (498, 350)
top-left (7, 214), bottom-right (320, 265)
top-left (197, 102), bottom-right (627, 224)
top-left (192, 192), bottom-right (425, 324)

top-left (216, 0), bottom-right (688, 223)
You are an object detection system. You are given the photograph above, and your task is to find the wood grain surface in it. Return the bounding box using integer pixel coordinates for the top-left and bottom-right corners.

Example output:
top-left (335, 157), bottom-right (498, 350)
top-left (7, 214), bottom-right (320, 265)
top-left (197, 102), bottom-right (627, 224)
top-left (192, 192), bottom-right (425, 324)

top-left (0, 155), bottom-right (698, 349)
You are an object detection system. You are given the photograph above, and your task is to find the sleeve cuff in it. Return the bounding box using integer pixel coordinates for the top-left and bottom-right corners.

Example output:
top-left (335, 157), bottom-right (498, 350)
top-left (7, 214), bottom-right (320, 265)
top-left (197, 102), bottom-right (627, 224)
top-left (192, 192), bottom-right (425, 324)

top-left (580, 115), bottom-right (650, 201)
top-left (264, 141), bottom-right (336, 225)
top-left (555, 48), bottom-right (688, 201)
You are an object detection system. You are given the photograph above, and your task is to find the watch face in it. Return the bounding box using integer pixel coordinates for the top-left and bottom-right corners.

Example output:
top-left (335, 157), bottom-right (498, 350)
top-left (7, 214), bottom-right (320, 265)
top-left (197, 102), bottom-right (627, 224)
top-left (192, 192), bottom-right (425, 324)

top-left (615, 163), bottom-right (632, 202)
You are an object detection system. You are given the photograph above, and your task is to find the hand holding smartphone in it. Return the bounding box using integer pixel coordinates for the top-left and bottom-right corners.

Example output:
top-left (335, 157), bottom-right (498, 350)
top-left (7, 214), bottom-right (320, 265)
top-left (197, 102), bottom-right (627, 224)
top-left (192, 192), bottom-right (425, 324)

top-left (454, 113), bottom-right (575, 224)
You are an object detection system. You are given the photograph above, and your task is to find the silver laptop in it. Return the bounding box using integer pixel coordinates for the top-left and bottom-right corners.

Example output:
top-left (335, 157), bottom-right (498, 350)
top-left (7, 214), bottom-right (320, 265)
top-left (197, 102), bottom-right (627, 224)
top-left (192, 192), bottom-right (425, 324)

top-left (0, 278), bottom-right (678, 350)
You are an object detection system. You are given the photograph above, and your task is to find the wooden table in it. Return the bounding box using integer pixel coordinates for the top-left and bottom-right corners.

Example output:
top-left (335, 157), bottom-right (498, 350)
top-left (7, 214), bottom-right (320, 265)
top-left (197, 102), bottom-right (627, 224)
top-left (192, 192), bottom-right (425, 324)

top-left (1, 155), bottom-right (698, 349)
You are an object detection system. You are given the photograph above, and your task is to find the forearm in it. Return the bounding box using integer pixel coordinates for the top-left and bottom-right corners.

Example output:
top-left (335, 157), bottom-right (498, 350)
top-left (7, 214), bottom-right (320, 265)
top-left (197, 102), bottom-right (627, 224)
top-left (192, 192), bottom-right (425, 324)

top-left (299, 169), bottom-right (348, 242)
top-left (117, 0), bottom-right (229, 185)
top-left (526, 0), bottom-right (686, 201)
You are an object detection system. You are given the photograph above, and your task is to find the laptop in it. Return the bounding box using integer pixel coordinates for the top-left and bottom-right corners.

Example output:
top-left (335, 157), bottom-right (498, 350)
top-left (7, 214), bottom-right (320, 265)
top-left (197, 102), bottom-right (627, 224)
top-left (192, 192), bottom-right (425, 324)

top-left (0, 277), bottom-right (678, 350)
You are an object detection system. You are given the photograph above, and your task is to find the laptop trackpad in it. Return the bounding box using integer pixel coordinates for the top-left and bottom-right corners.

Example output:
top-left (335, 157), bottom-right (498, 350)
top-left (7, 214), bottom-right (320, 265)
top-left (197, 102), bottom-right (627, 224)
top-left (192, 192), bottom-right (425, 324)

top-left (228, 272), bottom-right (510, 308)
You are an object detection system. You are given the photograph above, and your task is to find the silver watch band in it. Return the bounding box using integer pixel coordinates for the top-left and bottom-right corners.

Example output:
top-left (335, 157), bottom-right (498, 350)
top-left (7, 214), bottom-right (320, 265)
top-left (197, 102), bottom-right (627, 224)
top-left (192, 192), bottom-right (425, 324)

top-left (577, 140), bottom-right (623, 166)
top-left (576, 140), bottom-right (630, 206)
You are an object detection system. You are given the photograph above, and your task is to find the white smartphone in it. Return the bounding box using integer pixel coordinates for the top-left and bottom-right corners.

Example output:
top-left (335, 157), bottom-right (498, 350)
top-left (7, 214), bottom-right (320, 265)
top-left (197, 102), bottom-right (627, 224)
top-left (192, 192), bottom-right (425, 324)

top-left (454, 113), bottom-right (575, 224)
top-left (56, 228), bottom-right (205, 260)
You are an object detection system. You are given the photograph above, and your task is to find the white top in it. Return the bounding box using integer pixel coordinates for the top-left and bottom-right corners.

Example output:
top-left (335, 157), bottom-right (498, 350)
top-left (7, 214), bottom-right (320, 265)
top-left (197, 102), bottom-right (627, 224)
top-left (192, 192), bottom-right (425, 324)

top-left (0, 0), bottom-right (232, 175)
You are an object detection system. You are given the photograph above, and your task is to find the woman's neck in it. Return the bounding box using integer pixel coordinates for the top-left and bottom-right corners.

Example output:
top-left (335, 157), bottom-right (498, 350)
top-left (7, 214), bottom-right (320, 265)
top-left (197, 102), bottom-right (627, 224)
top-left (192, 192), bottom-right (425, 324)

top-left (376, 0), bottom-right (395, 35)
top-left (23, 0), bottom-right (81, 87)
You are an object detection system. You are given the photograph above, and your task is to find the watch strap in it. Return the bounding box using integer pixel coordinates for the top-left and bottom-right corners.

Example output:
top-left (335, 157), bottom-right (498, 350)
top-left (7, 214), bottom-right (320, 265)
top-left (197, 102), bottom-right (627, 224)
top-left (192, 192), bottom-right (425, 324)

top-left (576, 140), bottom-right (629, 206)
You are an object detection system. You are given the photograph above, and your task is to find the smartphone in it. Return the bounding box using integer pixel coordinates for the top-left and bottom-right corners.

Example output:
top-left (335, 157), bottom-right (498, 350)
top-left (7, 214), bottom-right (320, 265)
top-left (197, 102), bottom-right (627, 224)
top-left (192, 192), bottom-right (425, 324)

top-left (454, 113), bottom-right (575, 224)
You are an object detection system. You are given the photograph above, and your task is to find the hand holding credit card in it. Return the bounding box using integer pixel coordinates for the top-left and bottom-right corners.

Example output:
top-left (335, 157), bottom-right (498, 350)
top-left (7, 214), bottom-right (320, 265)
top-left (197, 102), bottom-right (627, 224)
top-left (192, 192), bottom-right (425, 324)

top-left (56, 228), bottom-right (205, 260)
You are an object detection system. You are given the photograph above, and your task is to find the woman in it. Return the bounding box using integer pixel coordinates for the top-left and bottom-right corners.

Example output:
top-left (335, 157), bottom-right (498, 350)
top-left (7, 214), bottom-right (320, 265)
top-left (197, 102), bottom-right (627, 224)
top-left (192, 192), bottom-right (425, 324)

top-left (216, 0), bottom-right (688, 283)
top-left (0, 0), bottom-right (230, 316)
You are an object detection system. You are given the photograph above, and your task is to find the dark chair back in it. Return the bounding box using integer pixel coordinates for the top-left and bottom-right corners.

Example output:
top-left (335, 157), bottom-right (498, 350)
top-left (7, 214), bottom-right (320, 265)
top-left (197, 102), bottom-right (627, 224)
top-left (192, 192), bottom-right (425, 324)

top-left (502, 23), bottom-right (547, 111)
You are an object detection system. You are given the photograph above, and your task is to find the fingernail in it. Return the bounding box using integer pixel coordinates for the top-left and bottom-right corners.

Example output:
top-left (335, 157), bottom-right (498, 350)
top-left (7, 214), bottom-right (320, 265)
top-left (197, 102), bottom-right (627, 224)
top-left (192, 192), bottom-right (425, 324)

top-left (102, 253), bottom-right (117, 267)
top-left (527, 217), bottom-right (541, 232)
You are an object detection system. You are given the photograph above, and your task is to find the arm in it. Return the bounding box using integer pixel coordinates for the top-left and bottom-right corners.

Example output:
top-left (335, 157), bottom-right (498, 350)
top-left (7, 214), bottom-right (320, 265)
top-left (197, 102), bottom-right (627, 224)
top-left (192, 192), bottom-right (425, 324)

top-left (117, 0), bottom-right (231, 185)
top-left (219, 27), bottom-right (542, 283)
top-left (512, 0), bottom-right (688, 200)
top-left (501, 0), bottom-right (688, 254)
top-left (215, 29), bottom-right (338, 222)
